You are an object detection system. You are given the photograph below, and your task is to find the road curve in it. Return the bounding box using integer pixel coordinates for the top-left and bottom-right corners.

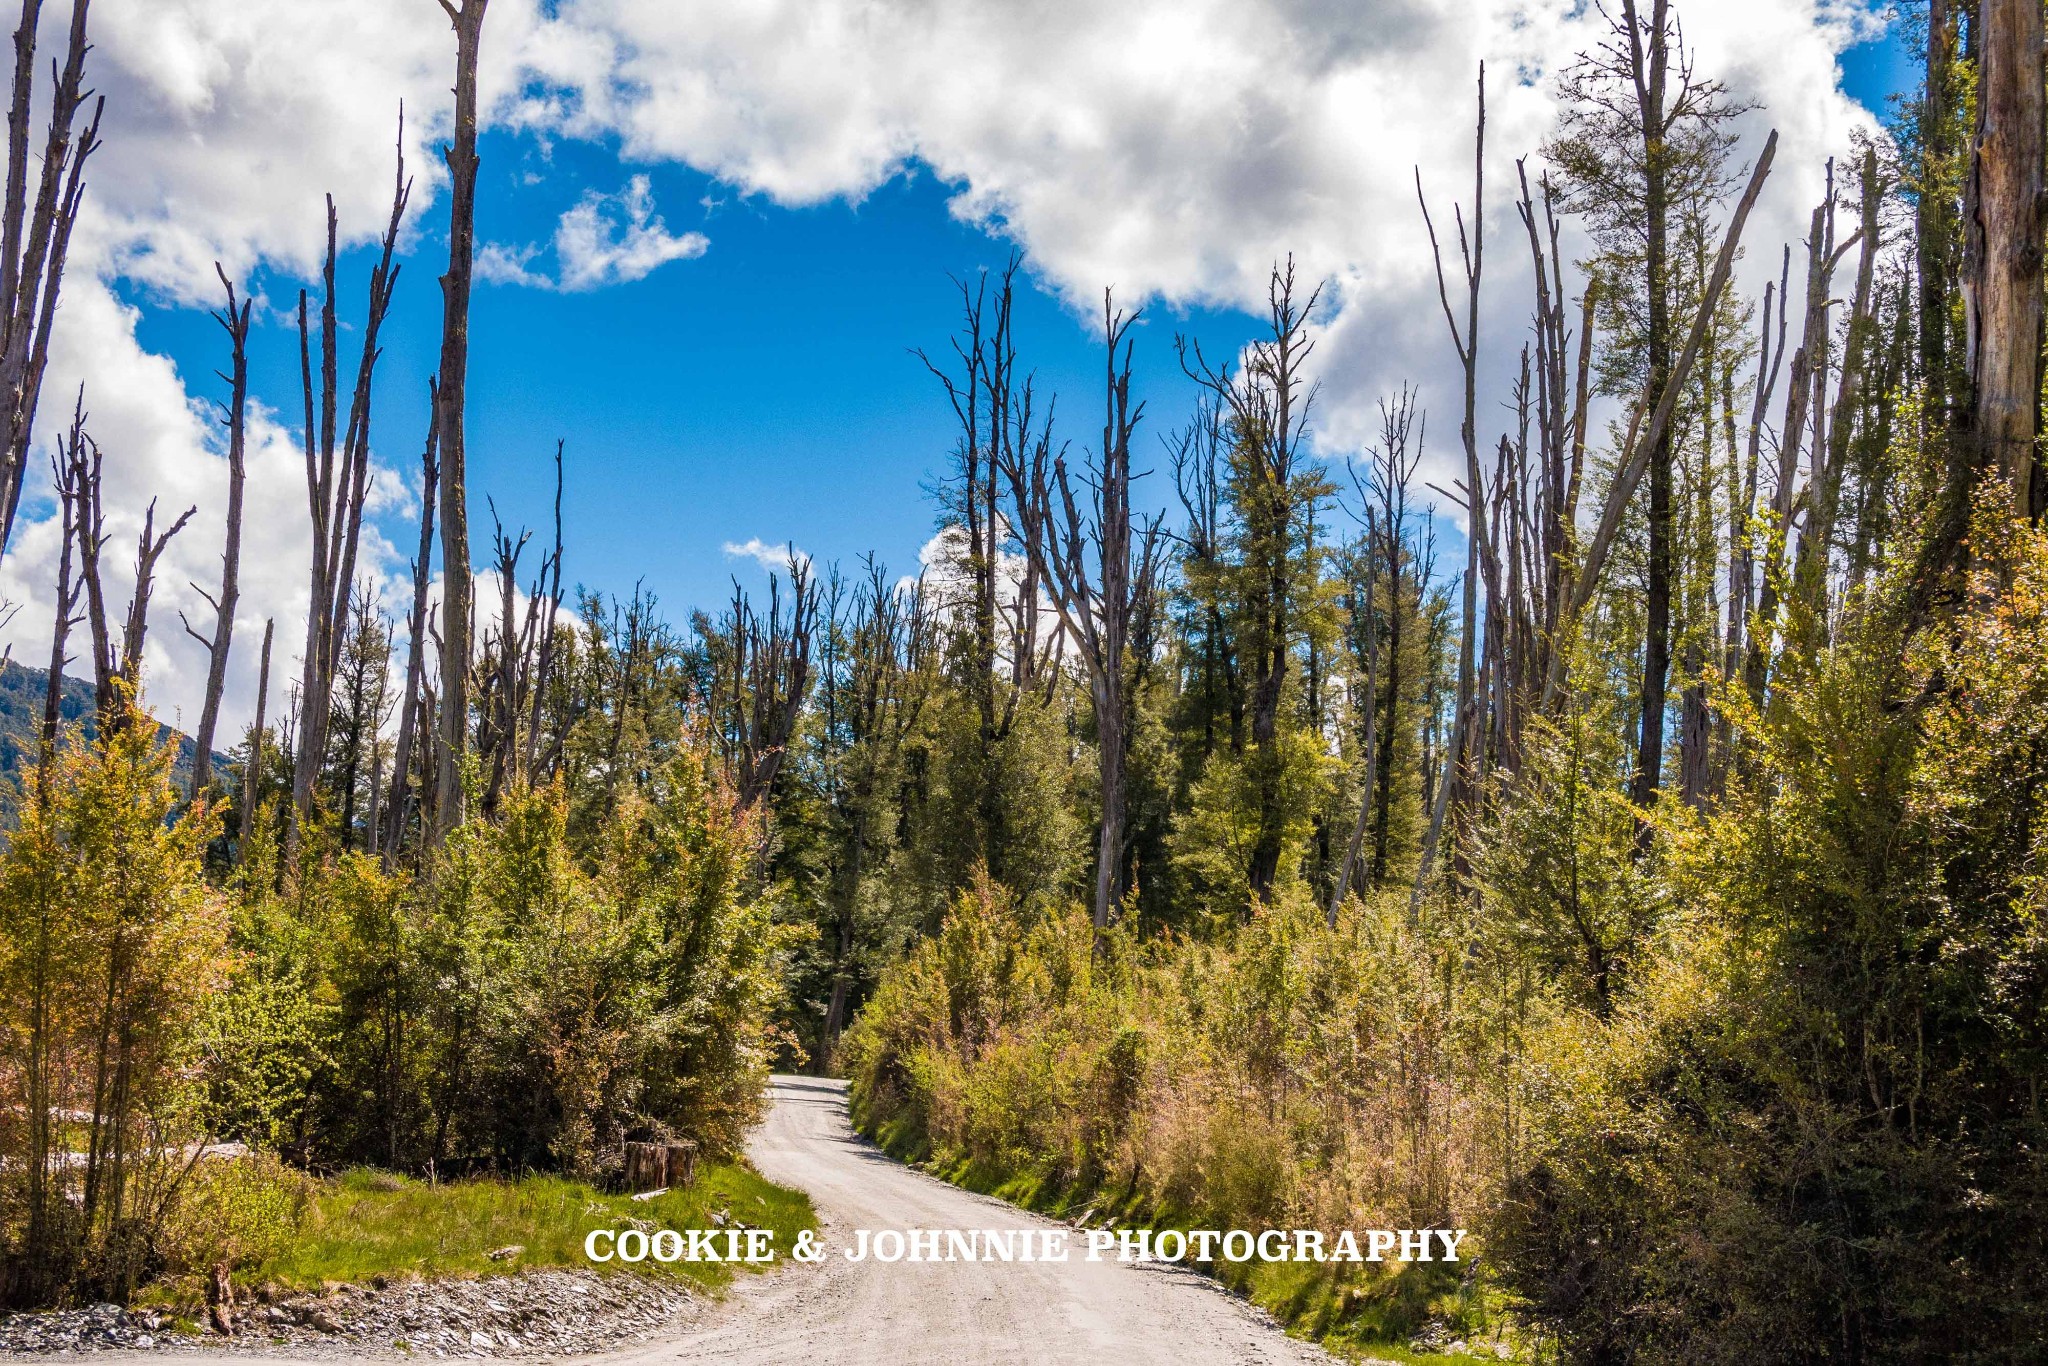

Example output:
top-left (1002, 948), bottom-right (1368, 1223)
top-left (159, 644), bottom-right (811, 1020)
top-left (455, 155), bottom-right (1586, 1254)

top-left (615, 1074), bottom-right (1333, 1366)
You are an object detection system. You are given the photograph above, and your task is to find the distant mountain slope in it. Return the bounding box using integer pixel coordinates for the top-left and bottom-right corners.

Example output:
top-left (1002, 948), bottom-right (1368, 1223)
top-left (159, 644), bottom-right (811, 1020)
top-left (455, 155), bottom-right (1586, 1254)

top-left (0, 660), bottom-right (219, 798)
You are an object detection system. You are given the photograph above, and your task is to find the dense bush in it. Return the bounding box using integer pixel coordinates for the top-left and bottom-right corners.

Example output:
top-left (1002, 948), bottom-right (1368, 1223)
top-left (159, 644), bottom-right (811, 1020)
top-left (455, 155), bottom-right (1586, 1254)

top-left (844, 871), bottom-right (1542, 1345)
top-left (0, 722), bottom-right (795, 1308)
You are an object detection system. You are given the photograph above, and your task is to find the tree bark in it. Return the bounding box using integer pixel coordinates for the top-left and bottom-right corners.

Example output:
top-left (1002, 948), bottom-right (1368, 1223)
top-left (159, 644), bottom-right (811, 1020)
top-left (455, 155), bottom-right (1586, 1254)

top-left (432, 0), bottom-right (491, 842)
top-left (1964, 0), bottom-right (2045, 517)
top-left (185, 267), bottom-right (250, 795)
top-left (0, 0), bottom-right (100, 559)
top-left (383, 384), bottom-right (439, 864)
top-left (1628, 0), bottom-right (1675, 828)
top-left (240, 618), bottom-right (273, 851)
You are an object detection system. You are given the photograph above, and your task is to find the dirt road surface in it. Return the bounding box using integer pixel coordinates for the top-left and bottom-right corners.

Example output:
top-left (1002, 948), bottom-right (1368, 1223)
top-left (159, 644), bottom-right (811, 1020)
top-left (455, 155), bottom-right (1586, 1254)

top-left (609, 1075), bottom-right (1335, 1365)
top-left (88, 1076), bottom-right (1337, 1365)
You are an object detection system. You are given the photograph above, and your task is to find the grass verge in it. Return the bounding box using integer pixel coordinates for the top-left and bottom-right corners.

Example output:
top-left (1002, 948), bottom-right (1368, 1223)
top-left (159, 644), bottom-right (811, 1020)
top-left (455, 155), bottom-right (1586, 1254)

top-left (140, 1160), bottom-right (814, 1311)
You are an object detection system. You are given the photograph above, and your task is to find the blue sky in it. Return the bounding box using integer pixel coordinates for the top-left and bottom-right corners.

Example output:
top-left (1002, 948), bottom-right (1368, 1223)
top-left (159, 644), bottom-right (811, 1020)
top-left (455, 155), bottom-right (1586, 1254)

top-left (103, 4), bottom-right (1916, 648)
top-left (123, 139), bottom-right (1258, 618)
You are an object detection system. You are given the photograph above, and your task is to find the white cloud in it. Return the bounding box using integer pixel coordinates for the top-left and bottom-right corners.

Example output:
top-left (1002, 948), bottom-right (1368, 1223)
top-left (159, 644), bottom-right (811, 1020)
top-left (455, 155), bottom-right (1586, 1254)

top-left (556, 175), bottom-right (708, 289)
top-left (0, 0), bottom-right (1889, 739)
top-left (481, 175), bottom-right (708, 291)
top-left (523, 0), bottom-right (1883, 487)
top-left (722, 538), bottom-right (810, 576)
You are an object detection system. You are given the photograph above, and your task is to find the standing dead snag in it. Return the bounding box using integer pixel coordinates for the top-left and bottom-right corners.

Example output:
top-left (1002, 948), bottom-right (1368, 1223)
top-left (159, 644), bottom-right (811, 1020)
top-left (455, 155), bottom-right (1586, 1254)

top-left (431, 0), bottom-right (491, 842)
top-left (182, 266), bottom-right (252, 796)
top-left (1002, 291), bottom-right (1163, 932)
top-left (1179, 259), bottom-right (1325, 906)
top-left (713, 554), bottom-right (819, 812)
top-left (0, 0), bottom-right (101, 559)
top-left (476, 504), bottom-right (533, 816)
top-left (1412, 63), bottom-right (1484, 907)
top-left (382, 381), bottom-right (439, 863)
top-left (1793, 147), bottom-right (1881, 627)
top-left (521, 440), bottom-right (565, 782)
top-left (239, 617), bottom-right (273, 851)
top-left (289, 136), bottom-right (411, 845)
top-left (71, 417), bottom-right (194, 729)
top-left (39, 397), bottom-right (86, 776)
top-left (1547, 131), bottom-right (1777, 704)
top-left (1965, 0), bottom-right (2044, 519)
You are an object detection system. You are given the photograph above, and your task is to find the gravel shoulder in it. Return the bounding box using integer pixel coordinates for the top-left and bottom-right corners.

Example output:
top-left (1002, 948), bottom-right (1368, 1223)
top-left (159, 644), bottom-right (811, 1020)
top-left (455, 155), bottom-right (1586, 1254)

top-left (8, 1076), bottom-right (1335, 1365)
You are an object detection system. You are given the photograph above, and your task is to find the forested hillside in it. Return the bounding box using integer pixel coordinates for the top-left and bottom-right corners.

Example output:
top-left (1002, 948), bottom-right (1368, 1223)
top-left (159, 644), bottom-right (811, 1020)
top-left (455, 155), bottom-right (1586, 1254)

top-left (0, 0), bottom-right (2043, 1360)
top-left (0, 662), bottom-right (211, 799)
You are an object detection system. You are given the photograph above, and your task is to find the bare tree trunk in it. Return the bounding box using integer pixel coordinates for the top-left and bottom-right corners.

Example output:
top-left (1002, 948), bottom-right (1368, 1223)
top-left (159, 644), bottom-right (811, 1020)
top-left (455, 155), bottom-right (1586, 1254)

top-left (522, 440), bottom-right (564, 781)
top-left (1001, 295), bottom-right (1160, 931)
top-left (40, 400), bottom-right (85, 776)
top-left (1965, 0), bottom-right (2044, 517)
top-left (432, 0), bottom-right (490, 842)
top-left (1794, 147), bottom-right (1881, 624)
top-left (1546, 131), bottom-right (1777, 708)
top-left (240, 618), bottom-right (273, 851)
top-left (1412, 64), bottom-right (1484, 904)
top-left (183, 267), bottom-right (250, 794)
top-left (119, 499), bottom-right (195, 684)
top-left (289, 145), bottom-right (410, 846)
top-left (0, 0), bottom-right (101, 558)
top-left (1628, 0), bottom-right (1676, 832)
top-left (383, 383), bottom-right (438, 864)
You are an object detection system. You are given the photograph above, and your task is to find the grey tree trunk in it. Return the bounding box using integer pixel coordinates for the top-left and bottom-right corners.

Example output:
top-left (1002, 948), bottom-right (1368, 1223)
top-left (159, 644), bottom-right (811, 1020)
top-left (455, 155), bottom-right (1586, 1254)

top-left (239, 618), bottom-right (273, 852)
top-left (432, 0), bottom-right (491, 843)
top-left (185, 268), bottom-right (250, 795)
top-left (1965, 0), bottom-right (2044, 516)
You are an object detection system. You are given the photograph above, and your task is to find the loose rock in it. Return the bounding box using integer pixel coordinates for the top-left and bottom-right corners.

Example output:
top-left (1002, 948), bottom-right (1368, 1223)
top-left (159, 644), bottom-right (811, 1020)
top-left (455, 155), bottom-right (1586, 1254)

top-left (0, 1268), bottom-right (698, 1358)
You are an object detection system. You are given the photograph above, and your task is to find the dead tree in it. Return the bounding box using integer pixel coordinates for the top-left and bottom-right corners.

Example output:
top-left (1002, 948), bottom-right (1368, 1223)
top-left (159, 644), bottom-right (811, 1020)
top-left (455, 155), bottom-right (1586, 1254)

top-left (1002, 291), bottom-right (1163, 931)
top-left (1412, 65), bottom-right (1486, 905)
top-left (521, 440), bottom-right (565, 782)
top-left (289, 138), bottom-right (412, 844)
top-left (1179, 259), bottom-right (1325, 905)
top-left (239, 617), bottom-right (273, 850)
top-left (182, 265), bottom-right (251, 795)
top-left (918, 257), bottom-right (1062, 726)
top-left (1792, 146), bottom-right (1881, 629)
top-left (431, 0), bottom-right (491, 842)
top-left (1546, 131), bottom-right (1777, 708)
top-left (1745, 173), bottom-right (1843, 703)
top-left (714, 555), bottom-right (819, 811)
top-left (73, 420), bottom-right (194, 728)
top-left (1965, 0), bottom-right (2045, 518)
top-left (38, 395), bottom-right (86, 775)
top-left (817, 559), bottom-right (935, 1052)
top-left (1355, 390), bottom-right (1424, 891)
top-left (476, 504), bottom-right (532, 815)
top-left (382, 382), bottom-right (439, 863)
top-left (0, 0), bottom-right (102, 558)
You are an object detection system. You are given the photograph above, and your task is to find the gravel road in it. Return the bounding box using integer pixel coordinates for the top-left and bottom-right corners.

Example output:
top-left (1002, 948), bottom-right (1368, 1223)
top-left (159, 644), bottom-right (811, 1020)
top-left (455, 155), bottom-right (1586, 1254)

top-left (57, 1075), bottom-right (1334, 1365)
top-left (606, 1075), bottom-right (1335, 1365)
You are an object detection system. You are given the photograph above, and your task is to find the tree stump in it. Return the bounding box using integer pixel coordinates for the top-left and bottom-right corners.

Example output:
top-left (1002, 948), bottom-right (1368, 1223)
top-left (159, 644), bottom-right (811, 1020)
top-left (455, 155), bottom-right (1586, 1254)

top-left (206, 1262), bottom-right (236, 1336)
top-left (664, 1141), bottom-right (697, 1190)
top-left (623, 1142), bottom-right (665, 1192)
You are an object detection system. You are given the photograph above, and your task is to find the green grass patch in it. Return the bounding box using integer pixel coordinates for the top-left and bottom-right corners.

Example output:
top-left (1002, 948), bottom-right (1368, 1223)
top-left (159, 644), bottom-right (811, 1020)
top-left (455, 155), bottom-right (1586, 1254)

top-left (228, 1162), bottom-right (813, 1298)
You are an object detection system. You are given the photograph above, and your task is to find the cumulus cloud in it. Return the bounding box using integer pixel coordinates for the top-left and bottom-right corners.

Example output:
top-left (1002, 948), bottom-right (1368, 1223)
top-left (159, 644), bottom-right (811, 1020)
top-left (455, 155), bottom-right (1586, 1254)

top-left (0, 0), bottom-right (1888, 736)
top-left (522, 0), bottom-right (1883, 486)
top-left (481, 175), bottom-right (708, 291)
